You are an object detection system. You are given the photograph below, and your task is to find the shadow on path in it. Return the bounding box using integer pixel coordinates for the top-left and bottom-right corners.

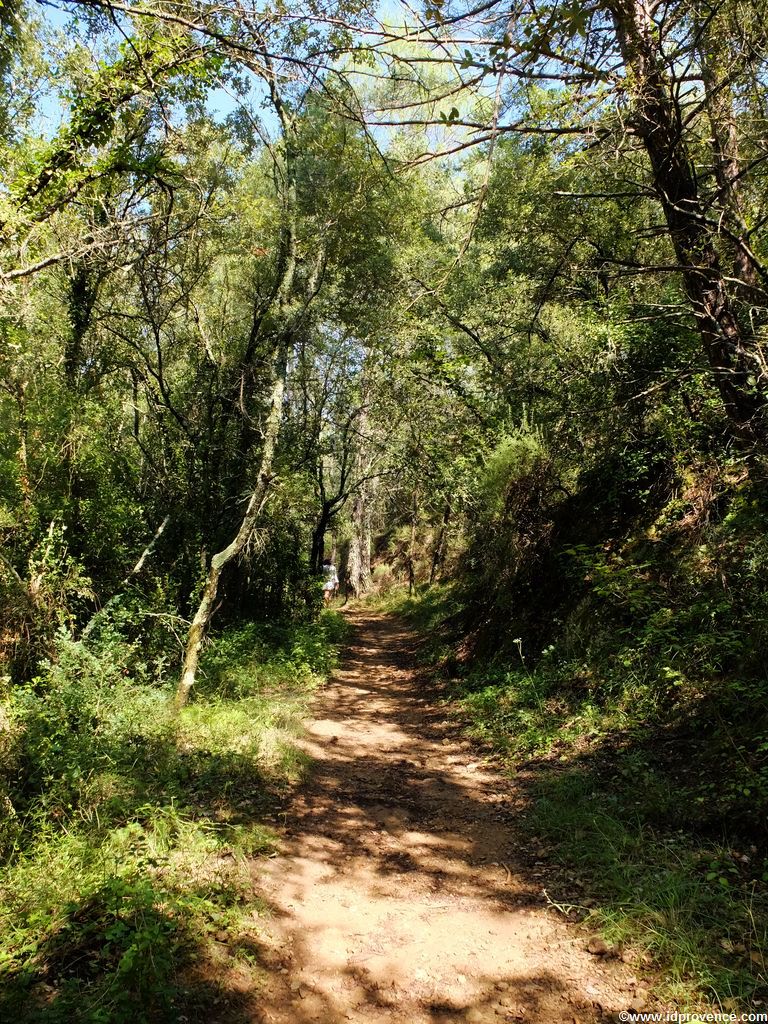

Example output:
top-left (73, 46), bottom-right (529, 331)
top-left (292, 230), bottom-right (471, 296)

top-left (232, 612), bottom-right (637, 1024)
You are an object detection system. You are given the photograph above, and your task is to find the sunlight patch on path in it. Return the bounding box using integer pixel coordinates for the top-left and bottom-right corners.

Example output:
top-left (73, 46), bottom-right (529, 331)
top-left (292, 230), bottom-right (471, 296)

top-left (246, 612), bottom-right (635, 1024)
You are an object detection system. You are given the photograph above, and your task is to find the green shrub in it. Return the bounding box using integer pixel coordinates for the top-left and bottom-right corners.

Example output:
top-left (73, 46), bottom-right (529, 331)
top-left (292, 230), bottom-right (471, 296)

top-left (0, 611), bottom-right (345, 1021)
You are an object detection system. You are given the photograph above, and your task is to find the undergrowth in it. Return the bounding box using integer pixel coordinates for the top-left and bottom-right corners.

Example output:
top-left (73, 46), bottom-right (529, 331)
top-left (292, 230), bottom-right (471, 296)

top-left (0, 611), bottom-right (346, 1023)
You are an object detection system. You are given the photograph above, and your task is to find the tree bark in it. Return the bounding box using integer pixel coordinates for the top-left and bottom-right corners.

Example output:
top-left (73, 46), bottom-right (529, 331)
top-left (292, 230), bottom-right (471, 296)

top-left (697, 17), bottom-right (766, 306)
top-left (175, 344), bottom-right (287, 709)
top-left (610, 0), bottom-right (767, 441)
top-left (407, 491), bottom-right (418, 596)
top-left (310, 503), bottom-right (332, 574)
top-left (347, 480), bottom-right (373, 599)
top-left (14, 381), bottom-right (30, 513)
top-left (346, 405), bottom-right (374, 599)
top-left (429, 501), bottom-right (451, 584)
top-left (175, 57), bottom-right (301, 709)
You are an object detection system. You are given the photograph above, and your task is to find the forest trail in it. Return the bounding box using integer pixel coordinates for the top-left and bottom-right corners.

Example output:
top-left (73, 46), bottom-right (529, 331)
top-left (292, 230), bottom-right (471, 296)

top-left (243, 611), bottom-right (639, 1024)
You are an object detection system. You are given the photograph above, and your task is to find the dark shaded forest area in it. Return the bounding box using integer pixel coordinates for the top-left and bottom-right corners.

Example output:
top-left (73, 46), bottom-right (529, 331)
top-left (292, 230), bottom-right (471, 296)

top-left (1, 0), bottom-right (767, 1018)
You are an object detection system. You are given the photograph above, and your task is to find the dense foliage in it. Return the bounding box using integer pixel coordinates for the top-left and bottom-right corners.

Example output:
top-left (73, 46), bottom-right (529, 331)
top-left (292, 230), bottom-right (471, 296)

top-left (1, 0), bottom-right (768, 1013)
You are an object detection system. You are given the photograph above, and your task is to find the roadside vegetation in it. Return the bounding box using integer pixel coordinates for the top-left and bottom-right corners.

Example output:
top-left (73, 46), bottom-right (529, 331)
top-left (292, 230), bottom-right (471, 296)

top-left (382, 462), bottom-right (768, 1010)
top-left (0, 613), bottom-right (346, 1023)
top-left (3, 0), bottom-right (768, 1015)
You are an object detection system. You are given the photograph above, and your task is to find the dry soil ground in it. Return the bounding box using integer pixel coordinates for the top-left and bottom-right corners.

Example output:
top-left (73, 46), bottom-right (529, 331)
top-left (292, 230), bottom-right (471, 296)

top-left (226, 610), bottom-right (647, 1024)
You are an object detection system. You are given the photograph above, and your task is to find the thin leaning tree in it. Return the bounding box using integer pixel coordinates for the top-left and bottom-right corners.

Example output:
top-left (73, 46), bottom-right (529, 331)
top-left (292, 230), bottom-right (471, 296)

top-left (175, 57), bottom-right (308, 709)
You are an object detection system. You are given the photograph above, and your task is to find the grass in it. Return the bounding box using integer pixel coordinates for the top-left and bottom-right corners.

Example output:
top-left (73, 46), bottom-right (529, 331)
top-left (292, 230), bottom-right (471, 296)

top-left (0, 611), bottom-right (347, 1023)
top-left (528, 768), bottom-right (768, 1010)
top-left (382, 583), bottom-right (768, 1013)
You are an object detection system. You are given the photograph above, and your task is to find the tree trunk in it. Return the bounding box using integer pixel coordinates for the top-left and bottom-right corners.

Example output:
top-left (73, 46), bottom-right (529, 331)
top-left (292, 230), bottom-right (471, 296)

top-left (15, 381), bottom-right (30, 513)
top-left (175, 343), bottom-right (287, 709)
top-left (82, 514), bottom-right (171, 639)
top-left (362, 487), bottom-right (373, 591)
top-left (175, 67), bottom-right (301, 709)
top-left (407, 492), bottom-right (418, 596)
top-left (347, 479), bottom-right (373, 599)
top-left (697, 21), bottom-right (766, 307)
top-left (346, 403), bottom-right (374, 600)
top-left (610, 0), bottom-right (766, 441)
top-left (429, 501), bottom-right (451, 584)
top-left (310, 504), bottom-right (332, 574)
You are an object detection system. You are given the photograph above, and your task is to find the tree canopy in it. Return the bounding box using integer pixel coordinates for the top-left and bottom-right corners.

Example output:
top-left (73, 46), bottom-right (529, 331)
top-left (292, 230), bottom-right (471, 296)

top-left (2, 0), bottom-right (768, 1014)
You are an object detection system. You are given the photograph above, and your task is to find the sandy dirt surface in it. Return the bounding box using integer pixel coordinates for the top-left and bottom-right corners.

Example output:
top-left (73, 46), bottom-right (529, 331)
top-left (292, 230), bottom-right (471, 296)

top-left (238, 611), bottom-right (644, 1024)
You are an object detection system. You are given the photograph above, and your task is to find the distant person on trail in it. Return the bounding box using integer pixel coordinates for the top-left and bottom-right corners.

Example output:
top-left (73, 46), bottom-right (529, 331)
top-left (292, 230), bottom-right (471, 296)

top-left (322, 557), bottom-right (339, 605)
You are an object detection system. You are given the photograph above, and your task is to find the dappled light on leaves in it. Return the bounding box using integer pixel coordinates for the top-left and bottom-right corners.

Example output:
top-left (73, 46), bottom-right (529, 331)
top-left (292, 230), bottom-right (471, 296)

top-left (2, 0), bottom-right (768, 1017)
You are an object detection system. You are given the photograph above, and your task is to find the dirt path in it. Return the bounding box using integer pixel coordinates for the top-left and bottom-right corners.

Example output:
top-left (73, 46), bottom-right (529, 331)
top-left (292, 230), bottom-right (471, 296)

top-left (245, 611), bottom-right (639, 1023)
